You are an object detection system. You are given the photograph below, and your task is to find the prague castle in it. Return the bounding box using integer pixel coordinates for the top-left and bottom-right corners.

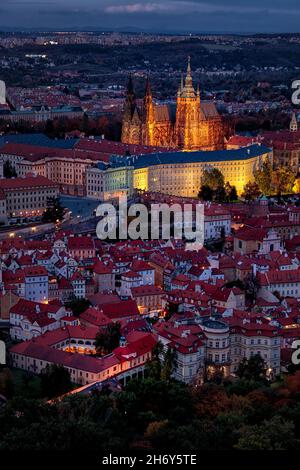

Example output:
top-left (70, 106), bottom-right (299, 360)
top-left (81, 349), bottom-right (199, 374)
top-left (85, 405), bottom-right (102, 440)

top-left (121, 58), bottom-right (224, 151)
top-left (128, 144), bottom-right (272, 197)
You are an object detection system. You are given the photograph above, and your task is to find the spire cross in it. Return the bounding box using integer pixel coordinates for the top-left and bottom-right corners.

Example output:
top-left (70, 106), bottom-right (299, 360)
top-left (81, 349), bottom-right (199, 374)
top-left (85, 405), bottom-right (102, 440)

top-left (185, 55), bottom-right (194, 91)
top-left (187, 56), bottom-right (191, 74)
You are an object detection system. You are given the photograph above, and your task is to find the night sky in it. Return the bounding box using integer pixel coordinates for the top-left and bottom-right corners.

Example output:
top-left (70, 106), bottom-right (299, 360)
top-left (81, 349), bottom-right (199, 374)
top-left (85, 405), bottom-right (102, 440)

top-left (2, 0), bottom-right (300, 33)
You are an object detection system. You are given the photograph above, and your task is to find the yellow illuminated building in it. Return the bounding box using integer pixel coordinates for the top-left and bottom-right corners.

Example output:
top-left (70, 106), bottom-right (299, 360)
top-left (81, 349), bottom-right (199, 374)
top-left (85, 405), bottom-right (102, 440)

top-left (130, 144), bottom-right (272, 197)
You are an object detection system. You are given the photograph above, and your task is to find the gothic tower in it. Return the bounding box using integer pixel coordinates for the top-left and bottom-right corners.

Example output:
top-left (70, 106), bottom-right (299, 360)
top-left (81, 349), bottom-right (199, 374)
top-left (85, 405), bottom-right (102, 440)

top-left (143, 77), bottom-right (155, 146)
top-left (121, 75), bottom-right (141, 145)
top-left (290, 112), bottom-right (298, 132)
top-left (175, 57), bottom-right (201, 150)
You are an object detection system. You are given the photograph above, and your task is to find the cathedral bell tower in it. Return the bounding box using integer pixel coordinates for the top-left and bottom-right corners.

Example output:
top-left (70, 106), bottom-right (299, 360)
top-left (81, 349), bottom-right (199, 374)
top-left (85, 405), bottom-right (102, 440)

top-left (290, 112), bottom-right (298, 132)
top-left (121, 75), bottom-right (141, 145)
top-left (123, 74), bottom-right (136, 120)
top-left (175, 57), bottom-right (201, 150)
top-left (143, 76), bottom-right (155, 146)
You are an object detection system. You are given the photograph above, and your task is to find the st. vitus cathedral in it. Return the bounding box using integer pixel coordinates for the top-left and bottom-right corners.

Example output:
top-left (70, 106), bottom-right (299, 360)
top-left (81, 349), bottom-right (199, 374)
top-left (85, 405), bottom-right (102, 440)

top-left (121, 57), bottom-right (224, 151)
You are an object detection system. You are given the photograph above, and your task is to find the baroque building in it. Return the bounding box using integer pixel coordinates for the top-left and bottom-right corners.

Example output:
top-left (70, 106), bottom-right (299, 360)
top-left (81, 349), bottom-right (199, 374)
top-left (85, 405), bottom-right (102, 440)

top-left (121, 58), bottom-right (224, 151)
top-left (129, 144), bottom-right (272, 197)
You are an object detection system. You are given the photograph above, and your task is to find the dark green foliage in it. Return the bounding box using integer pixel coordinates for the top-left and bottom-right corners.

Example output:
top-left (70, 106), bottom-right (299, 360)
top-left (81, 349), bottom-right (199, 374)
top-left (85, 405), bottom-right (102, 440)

top-left (198, 171), bottom-right (238, 203)
top-left (65, 298), bottom-right (91, 317)
top-left (236, 354), bottom-right (267, 382)
top-left (40, 364), bottom-right (72, 399)
top-left (95, 322), bottom-right (121, 355)
top-left (198, 184), bottom-right (213, 201)
top-left (242, 182), bottom-right (261, 201)
top-left (1, 371), bottom-right (300, 450)
top-left (42, 197), bottom-right (65, 223)
top-left (0, 368), bottom-right (14, 399)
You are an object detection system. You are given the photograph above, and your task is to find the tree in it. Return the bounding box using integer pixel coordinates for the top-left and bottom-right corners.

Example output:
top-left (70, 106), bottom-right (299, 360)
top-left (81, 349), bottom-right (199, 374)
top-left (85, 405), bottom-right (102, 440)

top-left (3, 160), bottom-right (17, 178)
top-left (42, 197), bottom-right (65, 223)
top-left (244, 273), bottom-right (260, 302)
top-left (95, 322), bottom-right (121, 355)
top-left (282, 370), bottom-right (300, 395)
top-left (198, 185), bottom-right (213, 201)
top-left (225, 182), bottom-right (238, 201)
top-left (0, 368), bottom-right (14, 399)
top-left (242, 181), bottom-right (261, 202)
top-left (40, 364), bottom-right (72, 398)
top-left (215, 185), bottom-right (226, 203)
top-left (199, 168), bottom-right (226, 202)
top-left (146, 342), bottom-right (163, 380)
top-left (294, 177), bottom-right (300, 194)
top-left (145, 342), bottom-right (176, 382)
top-left (254, 159), bottom-right (273, 195)
top-left (271, 167), bottom-right (295, 198)
top-left (235, 416), bottom-right (299, 450)
top-left (236, 354), bottom-right (267, 382)
top-left (161, 347), bottom-right (176, 382)
top-left (201, 168), bottom-right (224, 191)
top-left (65, 298), bottom-right (91, 317)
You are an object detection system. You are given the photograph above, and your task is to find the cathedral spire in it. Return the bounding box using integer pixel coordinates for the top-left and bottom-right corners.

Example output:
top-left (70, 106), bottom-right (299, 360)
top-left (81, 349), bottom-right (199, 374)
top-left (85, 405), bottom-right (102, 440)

top-left (145, 75), bottom-right (152, 98)
top-left (185, 56), bottom-right (193, 88)
top-left (177, 72), bottom-right (184, 97)
top-left (127, 73), bottom-right (134, 95)
top-left (124, 74), bottom-right (136, 120)
top-left (181, 56), bottom-right (195, 98)
top-left (143, 75), bottom-right (154, 125)
top-left (290, 112), bottom-right (298, 132)
top-left (187, 55), bottom-right (191, 74)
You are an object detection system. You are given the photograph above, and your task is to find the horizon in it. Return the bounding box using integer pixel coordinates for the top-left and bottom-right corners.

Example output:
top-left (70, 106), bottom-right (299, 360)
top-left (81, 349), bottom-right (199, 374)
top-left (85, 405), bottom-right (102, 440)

top-left (0, 28), bottom-right (299, 35)
top-left (1, 1), bottom-right (300, 33)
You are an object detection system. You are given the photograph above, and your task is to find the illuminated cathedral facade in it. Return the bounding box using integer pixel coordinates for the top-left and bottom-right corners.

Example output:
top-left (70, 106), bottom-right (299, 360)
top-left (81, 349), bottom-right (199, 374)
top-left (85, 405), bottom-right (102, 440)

top-left (121, 58), bottom-right (224, 151)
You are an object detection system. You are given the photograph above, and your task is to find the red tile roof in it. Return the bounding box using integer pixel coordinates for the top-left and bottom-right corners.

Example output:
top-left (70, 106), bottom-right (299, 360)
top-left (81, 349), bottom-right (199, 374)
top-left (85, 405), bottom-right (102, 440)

top-left (100, 299), bottom-right (140, 320)
top-left (10, 341), bottom-right (119, 374)
top-left (235, 227), bottom-right (268, 242)
top-left (80, 307), bottom-right (112, 328)
top-left (131, 260), bottom-right (153, 272)
top-left (154, 322), bottom-right (204, 354)
top-left (10, 298), bottom-right (61, 316)
top-left (113, 332), bottom-right (156, 362)
top-left (258, 268), bottom-right (300, 286)
top-left (93, 261), bottom-right (113, 274)
top-left (0, 175), bottom-right (57, 190)
top-left (23, 266), bottom-right (48, 277)
top-left (88, 292), bottom-right (120, 306)
top-left (33, 325), bottom-right (98, 346)
top-left (131, 285), bottom-right (163, 296)
top-left (228, 319), bottom-right (279, 337)
top-left (68, 236), bottom-right (95, 250)
top-left (122, 270), bottom-right (141, 279)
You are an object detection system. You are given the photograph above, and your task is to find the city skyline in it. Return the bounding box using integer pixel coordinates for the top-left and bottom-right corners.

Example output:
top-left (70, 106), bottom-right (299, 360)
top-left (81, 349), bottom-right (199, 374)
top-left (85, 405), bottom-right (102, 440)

top-left (2, 0), bottom-right (300, 33)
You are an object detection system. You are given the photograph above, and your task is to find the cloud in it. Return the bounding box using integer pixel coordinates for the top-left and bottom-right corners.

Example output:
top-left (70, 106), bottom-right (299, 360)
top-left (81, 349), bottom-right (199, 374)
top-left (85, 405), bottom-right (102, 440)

top-left (104, 1), bottom-right (300, 16)
top-left (5, 1), bottom-right (57, 4)
top-left (105, 3), bottom-right (172, 13)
